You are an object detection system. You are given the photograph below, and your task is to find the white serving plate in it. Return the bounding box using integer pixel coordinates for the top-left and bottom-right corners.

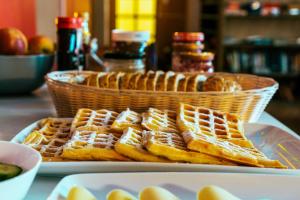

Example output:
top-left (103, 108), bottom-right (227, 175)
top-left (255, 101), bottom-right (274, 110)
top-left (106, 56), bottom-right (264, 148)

top-left (11, 119), bottom-right (300, 175)
top-left (48, 172), bottom-right (300, 200)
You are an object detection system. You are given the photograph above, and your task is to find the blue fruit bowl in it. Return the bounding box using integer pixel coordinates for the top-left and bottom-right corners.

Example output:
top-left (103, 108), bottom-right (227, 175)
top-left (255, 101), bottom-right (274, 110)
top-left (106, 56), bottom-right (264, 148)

top-left (0, 54), bottom-right (54, 94)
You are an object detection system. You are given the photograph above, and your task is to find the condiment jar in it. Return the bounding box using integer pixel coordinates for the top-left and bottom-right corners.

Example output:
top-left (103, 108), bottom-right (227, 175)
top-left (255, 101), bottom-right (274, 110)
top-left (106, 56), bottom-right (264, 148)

top-left (102, 30), bottom-right (150, 72)
top-left (174, 52), bottom-right (214, 73)
top-left (56, 17), bottom-right (83, 71)
top-left (172, 32), bottom-right (214, 72)
top-left (111, 30), bottom-right (150, 57)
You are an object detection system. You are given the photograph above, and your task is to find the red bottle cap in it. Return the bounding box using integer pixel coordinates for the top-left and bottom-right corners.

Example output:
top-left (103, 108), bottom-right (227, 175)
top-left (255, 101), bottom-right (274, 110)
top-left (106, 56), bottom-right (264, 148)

top-left (56, 17), bottom-right (82, 29)
top-left (173, 32), bottom-right (204, 42)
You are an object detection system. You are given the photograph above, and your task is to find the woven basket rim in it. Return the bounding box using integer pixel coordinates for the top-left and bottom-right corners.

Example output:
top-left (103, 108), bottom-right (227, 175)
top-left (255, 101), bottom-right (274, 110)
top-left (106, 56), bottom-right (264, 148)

top-left (45, 70), bottom-right (279, 96)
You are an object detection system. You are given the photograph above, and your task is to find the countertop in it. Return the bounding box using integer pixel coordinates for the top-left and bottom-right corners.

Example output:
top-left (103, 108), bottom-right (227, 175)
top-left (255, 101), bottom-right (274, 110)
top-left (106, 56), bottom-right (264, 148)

top-left (0, 86), bottom-right (298, 199)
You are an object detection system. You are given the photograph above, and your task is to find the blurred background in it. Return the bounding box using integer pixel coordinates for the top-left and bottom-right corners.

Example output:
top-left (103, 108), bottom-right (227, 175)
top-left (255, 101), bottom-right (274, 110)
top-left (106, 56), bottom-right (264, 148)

top-left (0, 0), bottom-right (299, 133)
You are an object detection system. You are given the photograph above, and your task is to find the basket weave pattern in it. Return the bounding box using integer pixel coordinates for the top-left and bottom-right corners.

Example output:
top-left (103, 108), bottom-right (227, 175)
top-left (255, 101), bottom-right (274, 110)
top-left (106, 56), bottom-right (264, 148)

top-left (46, 71), bottom-right (278, 122)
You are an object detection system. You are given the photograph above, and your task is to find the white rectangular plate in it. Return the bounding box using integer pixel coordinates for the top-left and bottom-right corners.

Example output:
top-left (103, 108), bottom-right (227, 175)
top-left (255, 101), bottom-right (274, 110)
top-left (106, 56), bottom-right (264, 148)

top-left (48, 172), bottom-right (300, 200)
top-left (12, 119), bottom-right (300, 175)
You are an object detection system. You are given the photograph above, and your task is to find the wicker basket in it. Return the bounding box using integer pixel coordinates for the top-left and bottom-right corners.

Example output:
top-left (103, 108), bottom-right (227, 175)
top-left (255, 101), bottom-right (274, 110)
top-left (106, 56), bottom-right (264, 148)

top-left (46, 71), bottom-right (278, 122)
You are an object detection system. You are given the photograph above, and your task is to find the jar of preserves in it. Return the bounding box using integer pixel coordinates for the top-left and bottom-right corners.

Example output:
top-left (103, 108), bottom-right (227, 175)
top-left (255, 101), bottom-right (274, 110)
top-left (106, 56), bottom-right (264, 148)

top-left (111, 30), bottom-right (150, 57)
top-left (102, 30), bottom-right (150, 72)
top-left (174, 52), bottom-right (214, 73)
top-left (172, 32), bottom-right (214, 72)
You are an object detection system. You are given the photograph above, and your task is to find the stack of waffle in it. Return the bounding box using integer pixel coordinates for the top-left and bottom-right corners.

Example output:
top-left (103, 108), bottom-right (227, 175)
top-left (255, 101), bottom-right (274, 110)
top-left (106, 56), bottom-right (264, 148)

top-left (68, 71), bottom-right (210, 92)
top-left (62, 71), bottom-right (243, 92)
top-left (22, 104), bottom-right (287, 168)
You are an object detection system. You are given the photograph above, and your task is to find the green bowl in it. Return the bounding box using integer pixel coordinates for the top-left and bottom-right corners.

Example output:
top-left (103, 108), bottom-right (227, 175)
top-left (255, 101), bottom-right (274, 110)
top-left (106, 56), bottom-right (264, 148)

top-left (0, 54), bottom-right (54, 94)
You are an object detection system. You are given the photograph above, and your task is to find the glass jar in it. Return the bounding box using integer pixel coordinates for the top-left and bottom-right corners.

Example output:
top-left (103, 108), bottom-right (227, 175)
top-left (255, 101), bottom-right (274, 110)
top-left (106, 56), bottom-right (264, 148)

top-left (102, 30), bottom-right (150, 72)
top-left (173, 52), bottom-right (214, 73)
top-left (102, 53), bottom-right (145, 73)
top-left (56, 17), bottom-right (83, 71)
top-left (172, 32), bottom-right (214, 72)
top-left (111, 30), bottom-right (150, 57)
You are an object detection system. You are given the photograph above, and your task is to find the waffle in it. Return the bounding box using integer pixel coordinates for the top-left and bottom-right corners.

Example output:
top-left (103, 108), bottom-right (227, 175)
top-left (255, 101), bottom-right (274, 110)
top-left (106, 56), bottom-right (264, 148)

top-left (98, 72), bottom-right (114, 88)
top-left (203, 75), bottom-right (242, 92)
top-left (186, 74), bottom-right (207, 92)
top-left (22, 118), bottom-right (72, 161)
top-left (143, 130), bottom-right (235, 165)
top-left (178, 76), bottom-right (190, 92)
top-left (71, 108), bottom-right (119, 132)
top-left (142, 108), bottom-right (179, 133)
top-left (182, 131), bottom-right (287, 168)
top-left (177, 103), bottom-right (253, 148)
top-left (62, 128), bottom-right (129, 161)
top-left (107, 72), bottom-right (125, 89)
top-left (86, 73), bottom-right (99, 87)
top-left (127, 72), bottom-right (143, 90)
top-left (39, 138), bottom-right (69, 161)
top-left (120, 72), bottom-right (135, 90)
top-left (146, 71), bottom-right (164, 91)
top-left (36, 118), bottom-right (72, 139)
top-left (156, 71), bottom-right (175, 91)
top-left (111, 108), bottom-right (142, 132)
top-left (24, 131), bottom-right (68, 161)
top-left (167, 73), bottom-right (185, 91)
top-left (115, 128), bottom-right (169, 162)
top-left (136, 71), bottom-right (154, 90)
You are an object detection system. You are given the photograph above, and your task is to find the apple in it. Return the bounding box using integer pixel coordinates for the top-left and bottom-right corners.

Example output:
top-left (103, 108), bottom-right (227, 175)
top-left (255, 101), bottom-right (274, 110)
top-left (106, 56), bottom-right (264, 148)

top-left (28, 35), bottom-right (55, 54)
top-left (0, 28), bottom-right (28, 55)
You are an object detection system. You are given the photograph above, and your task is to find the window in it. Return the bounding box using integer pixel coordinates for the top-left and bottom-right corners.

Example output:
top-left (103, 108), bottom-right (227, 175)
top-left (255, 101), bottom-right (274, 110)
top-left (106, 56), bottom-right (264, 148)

top-left (115, 0), bottom-right (157, 42)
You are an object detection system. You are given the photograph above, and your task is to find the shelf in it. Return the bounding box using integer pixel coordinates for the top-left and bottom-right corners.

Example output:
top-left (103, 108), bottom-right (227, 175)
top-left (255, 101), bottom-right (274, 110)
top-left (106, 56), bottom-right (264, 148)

top-left (225, 15), bottom-right (300, 20)
top-left (224, 44), bottom-right (300, 50)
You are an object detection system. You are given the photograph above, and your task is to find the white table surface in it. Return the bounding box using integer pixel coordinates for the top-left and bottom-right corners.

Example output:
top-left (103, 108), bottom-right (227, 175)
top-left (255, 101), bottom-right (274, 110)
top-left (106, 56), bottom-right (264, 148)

top-left (0, 87), bottom-right (298, 200)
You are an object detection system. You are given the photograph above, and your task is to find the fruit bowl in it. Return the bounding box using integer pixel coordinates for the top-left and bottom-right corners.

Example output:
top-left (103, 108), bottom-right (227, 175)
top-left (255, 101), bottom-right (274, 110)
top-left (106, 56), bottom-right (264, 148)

top-left (0, 54), bottom-right (54, 94)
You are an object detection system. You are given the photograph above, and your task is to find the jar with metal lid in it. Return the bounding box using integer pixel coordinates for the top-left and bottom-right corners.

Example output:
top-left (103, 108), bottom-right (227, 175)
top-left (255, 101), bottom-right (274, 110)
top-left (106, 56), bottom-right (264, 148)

top-left (172, 32), bottom-right (214, 72)
top-left (56, 17), bottom-right (83, 71)
top-left (102, 30), bottom-right (149, 72)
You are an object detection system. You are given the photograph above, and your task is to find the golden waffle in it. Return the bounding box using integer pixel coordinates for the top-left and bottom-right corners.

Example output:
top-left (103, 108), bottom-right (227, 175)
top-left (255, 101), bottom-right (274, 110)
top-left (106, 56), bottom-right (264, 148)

top-left (111, 108), bottom-right (142, 132)
top-left (203, 75), bottom-right (242, 92)
top-left (142, 108), bottom-right (179, 133)
top-left (115, 128), bottom-right (169, 162)
top-left (39, 138), bottom-right (69, 161)
top-left (146, 71), bottom-right (164, 91)
top-left (186, 74), bottom-right (206, 92)
top-left (128, 72), bottom-right (143, 90)
top-left (23, 131), bottom-right (48, 149)
top-left (136, 71), bottom-right (154, 90)
top-left (71, 108), bottom-right (119, 132)
top-left (86, 73), bottom-right (98, 87)
top-left (177, 103), bottom-right (253, 148)
top-left (182, 131), bottom-right (287, 168)
top-left (177, 76), bottom-right (190, 92)
top-left (107, 72), bottom-right (125, 89)
top-left (156, 71), bottom-right (175, 91)
top-left (61, 128), bottom-right (129, 161)
top-left (167, 73), bottom-right (185, 91)
top-left (36, 118), bottom-right (72, 140)
top-left (22, 118), bottom-right (72, 161)
top-left (97, 72), bottom-right (114, 88)
top-left (143, 130), bottom-right (235, 165)
top-left (120, 72), bottom-right (135, 90)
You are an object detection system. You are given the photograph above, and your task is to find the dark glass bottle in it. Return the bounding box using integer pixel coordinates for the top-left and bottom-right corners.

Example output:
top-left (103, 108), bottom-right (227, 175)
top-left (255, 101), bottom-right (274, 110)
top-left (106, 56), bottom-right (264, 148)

top-left (56, 17), bottom-right (83, 71)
